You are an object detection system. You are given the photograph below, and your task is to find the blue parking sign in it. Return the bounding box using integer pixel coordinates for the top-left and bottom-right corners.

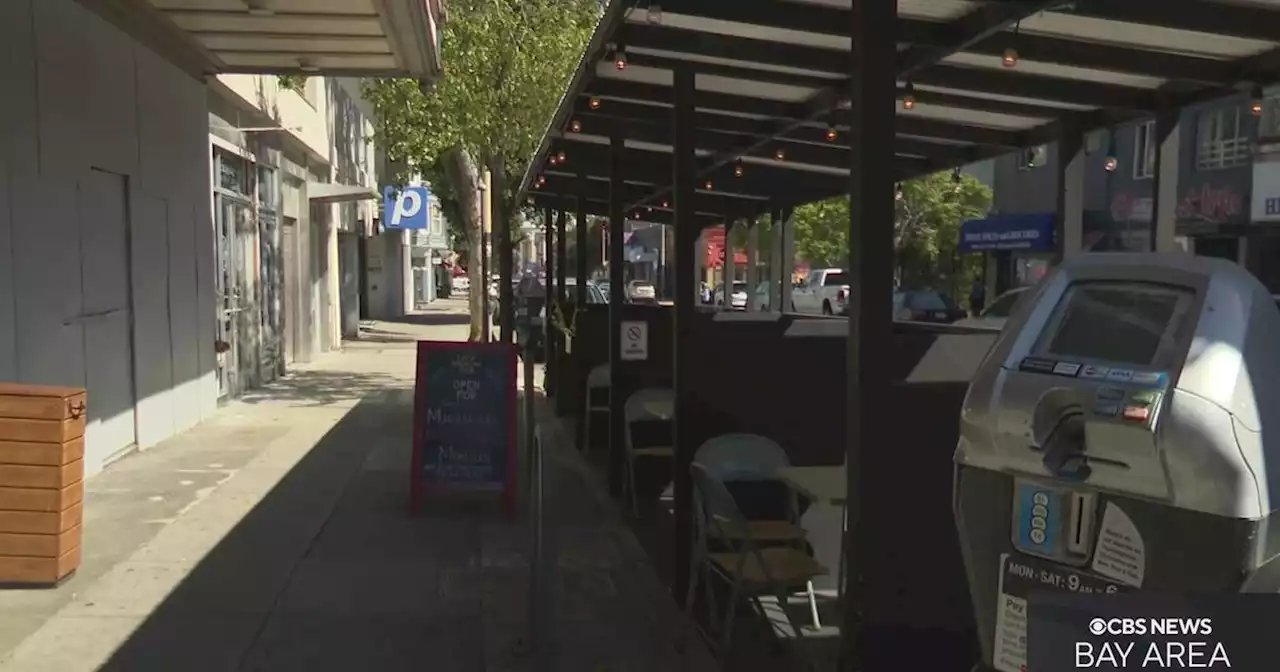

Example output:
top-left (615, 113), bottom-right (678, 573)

top-left (384, 185), bottom-right (431, 229)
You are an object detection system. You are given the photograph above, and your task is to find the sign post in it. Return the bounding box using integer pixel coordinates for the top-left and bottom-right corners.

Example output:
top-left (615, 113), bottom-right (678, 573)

top-left (410, 340), bottom-right (517, 515)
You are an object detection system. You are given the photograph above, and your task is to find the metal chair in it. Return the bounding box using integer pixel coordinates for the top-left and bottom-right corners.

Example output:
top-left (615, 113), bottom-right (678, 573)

top-left (581, 364), bottom-right (610, 454)
top-left (692, 433), bottom-right (824, 630)
top-left (622, 387), bottom-right (675, 517)
top-left (686, 462), bottom-right (826, 670)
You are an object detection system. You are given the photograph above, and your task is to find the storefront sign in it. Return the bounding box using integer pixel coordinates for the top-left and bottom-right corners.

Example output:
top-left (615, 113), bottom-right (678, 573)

top-left (1110, 194), bottom-right (1152, 223)
top-left (1176, 184), bottom-right (1243, 225)
top-left (959, 213), bottom-right (1056, 253)
top-left (1251, 159), bottom-right (1280, 222)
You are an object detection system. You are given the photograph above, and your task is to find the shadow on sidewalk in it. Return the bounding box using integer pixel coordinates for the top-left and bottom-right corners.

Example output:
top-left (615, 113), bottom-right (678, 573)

top-left (90, 387), bottom-right (503, 672)
top-left (236, 369), bottom-right (405, 408)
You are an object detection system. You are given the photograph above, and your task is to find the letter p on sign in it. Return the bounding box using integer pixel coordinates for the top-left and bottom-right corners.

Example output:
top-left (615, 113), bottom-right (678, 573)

top-left (392, 189), bottom-right (422, 227)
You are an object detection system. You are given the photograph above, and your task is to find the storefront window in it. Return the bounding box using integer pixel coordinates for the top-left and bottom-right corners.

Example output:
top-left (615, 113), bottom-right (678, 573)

top-left (1260, 92), bottom-right (1280, 140)
top-left (216, 150), bottom-right (251, 195)
top-left (257, 166), bottom-right (279, 210)
top-left (1196, 106), bottom-right (1250, 169)
top-left (1015, 257), bottom-right (1049, 288)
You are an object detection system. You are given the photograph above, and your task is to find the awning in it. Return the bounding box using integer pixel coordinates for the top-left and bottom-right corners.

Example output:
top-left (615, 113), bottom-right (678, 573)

top-left (81, 0), bottom-right (444, 82)
top-left (308, 182), bottom-right (379, 204)
top-left (959, 213), bottom-right (1056, 254)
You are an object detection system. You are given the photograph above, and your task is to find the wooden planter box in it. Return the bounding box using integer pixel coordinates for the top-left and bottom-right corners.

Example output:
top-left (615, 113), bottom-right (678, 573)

top-left (0, 384), bottom-right (86, 587)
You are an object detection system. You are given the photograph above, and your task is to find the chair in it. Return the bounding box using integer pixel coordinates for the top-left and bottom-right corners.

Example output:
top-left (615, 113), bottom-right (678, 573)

top-left (581, 364), bottom-right (610, 454)
top-left (692, 433), bottom-right (823, 630)
top-left (622, 387), bottom-right (675, 517)
top-left (686, 462), bottom-right (826, 670)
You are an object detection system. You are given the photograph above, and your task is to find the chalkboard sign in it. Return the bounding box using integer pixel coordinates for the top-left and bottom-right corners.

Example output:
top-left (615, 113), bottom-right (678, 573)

top-left (411, 340), bottom-right (517, 514)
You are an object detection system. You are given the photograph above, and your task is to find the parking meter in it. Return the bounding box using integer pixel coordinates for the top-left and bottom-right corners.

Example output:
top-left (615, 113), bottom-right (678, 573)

top-left (953, 253), bottom-right (1280, 672)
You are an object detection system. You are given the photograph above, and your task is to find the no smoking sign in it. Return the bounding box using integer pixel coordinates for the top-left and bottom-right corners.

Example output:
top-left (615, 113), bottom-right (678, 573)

top-left (620, 321), bottom-right (648, 361)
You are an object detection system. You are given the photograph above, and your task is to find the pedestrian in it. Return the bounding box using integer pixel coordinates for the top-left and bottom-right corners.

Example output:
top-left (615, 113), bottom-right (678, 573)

top-left (969, 277), bottom-right (986, 316)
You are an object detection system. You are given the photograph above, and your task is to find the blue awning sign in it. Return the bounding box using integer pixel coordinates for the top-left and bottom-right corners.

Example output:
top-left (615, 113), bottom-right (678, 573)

top-left (958, 213), bottom-right (1056, 253)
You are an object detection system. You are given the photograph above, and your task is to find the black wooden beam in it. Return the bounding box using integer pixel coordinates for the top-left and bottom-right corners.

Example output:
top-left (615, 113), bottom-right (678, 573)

top-left (570, 98), bottom-right (1024, 148)
top-left (559, 116), bottom-right (978, 167)
top-left (1066, 0), bottom-right (1280, 44)
top-left (661, 0), bottom-right (948, 45)
top-left (538, 141), bottom-right (934, 195)
top-left (583, 76), bottom-right (1070, 126)
top-left (528, 194), bottom-right (725, 227)
top-left (910, 66), bottom-right (1157, 111)
top-left (964, 33), bottom-right (1236, 86)
top-left (897, 0), bottom-right (1061, 77)
top-left (537, 173), bottom-right (766, 215)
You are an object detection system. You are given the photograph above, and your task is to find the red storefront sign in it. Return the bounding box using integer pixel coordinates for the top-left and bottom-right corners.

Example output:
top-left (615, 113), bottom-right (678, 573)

top-left (703, 227), bottom-right (747, 267)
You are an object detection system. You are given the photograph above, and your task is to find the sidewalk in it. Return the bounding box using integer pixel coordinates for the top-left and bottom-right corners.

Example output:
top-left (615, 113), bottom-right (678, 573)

top-left (0, 300), bottom-right (713, 671)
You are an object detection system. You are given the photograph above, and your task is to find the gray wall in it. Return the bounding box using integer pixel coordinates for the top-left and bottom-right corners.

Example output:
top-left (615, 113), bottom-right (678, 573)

top-left (0, 0), bottom-right (217, 474)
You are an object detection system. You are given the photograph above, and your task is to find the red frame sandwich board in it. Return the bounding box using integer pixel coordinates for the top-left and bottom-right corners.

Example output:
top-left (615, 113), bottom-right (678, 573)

top-left (410, 340), bottom-right (517, 516)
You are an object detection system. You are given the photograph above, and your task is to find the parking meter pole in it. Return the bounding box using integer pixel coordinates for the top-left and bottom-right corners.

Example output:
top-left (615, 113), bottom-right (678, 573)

top-left (520, 311), bottom-right (554, 670)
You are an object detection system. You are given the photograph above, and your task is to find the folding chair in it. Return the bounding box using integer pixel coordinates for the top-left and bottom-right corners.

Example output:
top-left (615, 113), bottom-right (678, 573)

top-left (622, 387), bottom-right (674, 517)
top-left (686, 462), bottom-right (826, 670)
top-left (694, 433), bottom-right (823, 629)
top-left (581, 364), bottom-right (610, 454)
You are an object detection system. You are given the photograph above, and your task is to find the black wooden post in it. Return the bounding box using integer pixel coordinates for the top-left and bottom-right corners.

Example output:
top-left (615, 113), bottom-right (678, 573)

top-left (844, 0), bottom-right (896, 666)
top-left (555, 208), bottom-right (568, 362)
top-left (574, 171), bottom-right (589, 453)
top-left (608, 130), bottom-right (626, 498)
top-left (494, 160), bottom-right (514, 345)
top-left (543, 206), bottom-right (556, 396)
top-left (671, 66), bottom-right (697, 605)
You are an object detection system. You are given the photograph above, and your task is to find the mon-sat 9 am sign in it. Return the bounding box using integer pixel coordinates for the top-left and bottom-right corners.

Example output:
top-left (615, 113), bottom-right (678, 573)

top-left (383, 185), bottom-right (431, 230)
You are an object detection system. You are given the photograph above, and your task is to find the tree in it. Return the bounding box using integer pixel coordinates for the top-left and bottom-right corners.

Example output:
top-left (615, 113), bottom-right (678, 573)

top-left (790, 171), bottom-right (992, 289)
top-left (363, 0), bottom-right (600, 340)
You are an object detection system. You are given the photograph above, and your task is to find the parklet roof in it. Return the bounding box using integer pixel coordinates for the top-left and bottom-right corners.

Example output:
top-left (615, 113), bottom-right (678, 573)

top-left (518, 0), bottom-right (1280, 228)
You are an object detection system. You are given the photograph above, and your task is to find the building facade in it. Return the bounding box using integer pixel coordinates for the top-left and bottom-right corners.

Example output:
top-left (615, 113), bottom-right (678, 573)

top-left (0, 0), bottom-right (440, 477)
top-left (974, 94), bottom-right (1264, 296)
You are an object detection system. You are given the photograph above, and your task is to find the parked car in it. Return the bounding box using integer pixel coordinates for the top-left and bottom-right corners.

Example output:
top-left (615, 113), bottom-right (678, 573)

top-left (526, 278), bottom-right (607, 361)
top-left (626, 279), bottom-right (658, 304)
top-left (952, 287), bottom-right (1028, 330)
top-left (714, 281), bottom-right (749, 309)
top-left (892, 289), bottom-right (960, 323)
top-left (791, 268), bottom-right (849, 315)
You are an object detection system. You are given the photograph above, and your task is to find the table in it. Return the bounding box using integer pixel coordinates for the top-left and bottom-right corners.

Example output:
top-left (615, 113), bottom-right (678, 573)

top-left (779, 465), bottom-right (847, 506)
top-left (779, 465), bottom-right (848, 603)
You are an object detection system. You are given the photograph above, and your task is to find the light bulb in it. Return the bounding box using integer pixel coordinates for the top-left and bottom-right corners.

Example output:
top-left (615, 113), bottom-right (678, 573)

top-left (774, 148), bottom-right (785, 161)
top-left (570, 119), bottom-right (581, 133)
top-left (614, 48), bottom-right (628, 70)
top-left (589, 97), bottom-right (601, 110)
top-left (704, 180), bottom-right (713, 190)
top-left (902, 94), bottom-right (915, 110)
top-left (826, 127), bottom-right (837, 142)
top-left (1103, 156), bottom-right (1118, 172)
top-left (733, 162), bottom-right (744, 177)
top-left (557, 151), bottom-right (566, 162)
top-left (1002, 48), bottom-right (1018, 68)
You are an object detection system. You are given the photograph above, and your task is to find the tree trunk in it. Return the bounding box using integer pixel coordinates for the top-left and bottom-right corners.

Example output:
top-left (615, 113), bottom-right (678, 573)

top-left (441, 145), bottom-right (485, 341)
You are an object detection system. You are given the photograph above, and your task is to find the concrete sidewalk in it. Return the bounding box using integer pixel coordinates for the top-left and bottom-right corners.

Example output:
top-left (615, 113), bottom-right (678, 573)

top-left (0, 301), bottom-right (712, 671)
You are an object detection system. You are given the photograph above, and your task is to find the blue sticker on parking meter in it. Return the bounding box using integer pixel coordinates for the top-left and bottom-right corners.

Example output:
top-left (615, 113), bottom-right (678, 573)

top-left (1015, 483), bottom-right (1061, 556)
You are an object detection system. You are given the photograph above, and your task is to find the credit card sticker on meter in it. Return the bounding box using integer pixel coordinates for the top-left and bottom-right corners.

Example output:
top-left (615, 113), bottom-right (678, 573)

top-left (1015, 483), bottom-right (1063, 556)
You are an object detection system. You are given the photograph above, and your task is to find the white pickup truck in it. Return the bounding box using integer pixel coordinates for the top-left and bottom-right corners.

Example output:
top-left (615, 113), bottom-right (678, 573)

top-left (790, 268), bottom-right (849, 315)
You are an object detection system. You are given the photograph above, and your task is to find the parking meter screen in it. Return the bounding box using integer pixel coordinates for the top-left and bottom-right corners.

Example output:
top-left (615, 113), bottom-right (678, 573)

top-left (1041, 282), bottom-right (1193, 366)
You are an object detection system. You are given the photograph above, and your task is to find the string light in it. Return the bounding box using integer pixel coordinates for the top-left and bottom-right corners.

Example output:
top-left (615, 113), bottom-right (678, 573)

top-left (902, 82), bottom-right (916, 110)
top-left (613, 45), bottom-right (628, 70)
top-left (1003, 22), bottom-right (1020, 68)
top-left (548, 155), bottom-right (558, 166)
top-left (952, 168), bottom-right (962, 184)
top-left (589, 97), bottom-right (601, 110)
top-left (704, 180), bottom-right (713, 190)
top-left (570, 119), bottom-right (582, 133)
top-left (826, 127), bottom-right (838, 142)
top-left (774, 147), bottom-right (786, 161)
top-left (733, 161), bottom-right (744, 177)
top-left (894, 182), bottom-right (904, 201)
top-left (1251, 85), bottom-right (1264, 116)
top-left (557, 150), bottom-right (566, 162)
top-left (661, 200), bottom-right (669, 208)
top-left (1103, 156), bottom-right (1118, 172)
